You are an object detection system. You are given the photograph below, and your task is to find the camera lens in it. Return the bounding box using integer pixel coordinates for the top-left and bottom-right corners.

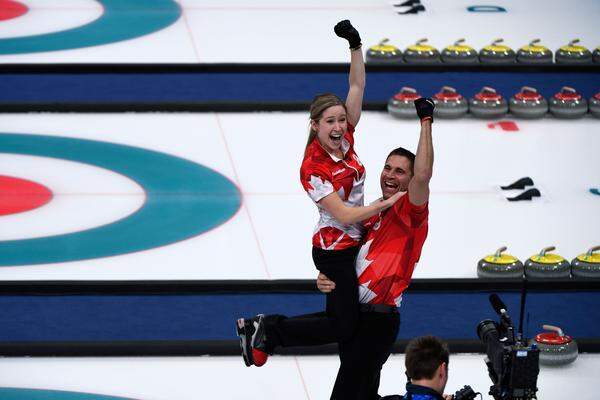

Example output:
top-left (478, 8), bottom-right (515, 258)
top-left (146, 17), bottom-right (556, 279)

top-left (477, 319), bottom-right (499, 343)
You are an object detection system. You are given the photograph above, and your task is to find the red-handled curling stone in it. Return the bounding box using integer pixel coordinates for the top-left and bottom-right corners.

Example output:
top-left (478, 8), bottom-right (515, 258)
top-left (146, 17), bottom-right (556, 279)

top-left (549, 87), bottom-right (588, 119)
top-left (433, 86), bottom-right (468, 119)
top-left (388, 87), bottom-right (420, 119)
top-left (509, 87), bottom-right (548, 119)
top-left (469, 86), bottom-right (508, 118)
top-left (589, 92), bottom-right (600, 118)
top-left (532, 325), bottom-right (578, 365)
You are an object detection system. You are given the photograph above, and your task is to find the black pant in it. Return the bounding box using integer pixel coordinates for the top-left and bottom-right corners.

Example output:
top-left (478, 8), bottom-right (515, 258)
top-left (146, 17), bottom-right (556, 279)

top-left (335, 311), bottom-right (400, 400)
top-left (263, 245), bottom-right (398, 399)
top-left (263, 246), bottom-right (360, 399)
top-left (265, 309), bottom-right (400, 400)
top-left (264, 246), bottom-right (360, 351)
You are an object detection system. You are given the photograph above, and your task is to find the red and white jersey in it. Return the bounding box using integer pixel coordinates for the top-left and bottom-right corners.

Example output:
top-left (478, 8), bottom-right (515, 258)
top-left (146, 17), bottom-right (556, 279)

top-left (356, 194), bottom-right (429, 306)
top-left (300, 124), bottom-right (366, 250)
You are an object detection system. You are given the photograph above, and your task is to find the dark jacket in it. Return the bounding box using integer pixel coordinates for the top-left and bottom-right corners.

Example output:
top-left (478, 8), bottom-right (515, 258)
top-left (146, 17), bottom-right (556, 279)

top-left (379, 383), bottom-right (444, 400)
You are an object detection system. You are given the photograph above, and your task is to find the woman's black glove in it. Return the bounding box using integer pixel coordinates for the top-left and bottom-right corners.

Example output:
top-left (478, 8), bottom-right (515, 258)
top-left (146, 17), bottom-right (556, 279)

top-left (334, 20), bottom-right (362, 50)
top-left (414, 97), bottom-right (435, 123)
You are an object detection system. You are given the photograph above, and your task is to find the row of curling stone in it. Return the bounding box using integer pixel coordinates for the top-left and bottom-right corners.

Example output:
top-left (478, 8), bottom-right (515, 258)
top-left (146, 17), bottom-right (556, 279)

top-left (477, 245), bottom-right (600, 279)
top-left (367, 38), bottom-right (600, 64)
top-left (388, 86), bottom-right (600, 119)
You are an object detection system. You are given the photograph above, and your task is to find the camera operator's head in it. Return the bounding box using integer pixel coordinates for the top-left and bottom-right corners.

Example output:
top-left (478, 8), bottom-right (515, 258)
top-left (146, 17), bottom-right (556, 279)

top-left (405, 335), bottom-right (450, 394)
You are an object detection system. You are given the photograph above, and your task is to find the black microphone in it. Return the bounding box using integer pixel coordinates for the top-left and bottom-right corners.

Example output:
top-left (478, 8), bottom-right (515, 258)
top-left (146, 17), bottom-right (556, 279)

top-left (489, 293), bottom-right (507, 316)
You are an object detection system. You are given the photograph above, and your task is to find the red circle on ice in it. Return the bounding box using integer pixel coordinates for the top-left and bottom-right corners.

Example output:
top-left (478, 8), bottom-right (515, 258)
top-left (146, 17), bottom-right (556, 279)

top-left (0, 0), bottom-right (28, 21)
top-left (0, 175), bottom-right (53, 216)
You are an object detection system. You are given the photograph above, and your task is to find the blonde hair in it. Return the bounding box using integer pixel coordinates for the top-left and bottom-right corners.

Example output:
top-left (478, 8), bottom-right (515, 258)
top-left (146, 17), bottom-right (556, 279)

top-left (305, 93), bottom-right (347, 153)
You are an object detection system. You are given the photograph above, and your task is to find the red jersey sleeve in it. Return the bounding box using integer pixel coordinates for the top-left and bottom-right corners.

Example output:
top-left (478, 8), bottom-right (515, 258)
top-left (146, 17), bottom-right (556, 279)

top-left (300, 162), bottom-right (335, 203)
top-left (391, 194), bottom-right (428, 228)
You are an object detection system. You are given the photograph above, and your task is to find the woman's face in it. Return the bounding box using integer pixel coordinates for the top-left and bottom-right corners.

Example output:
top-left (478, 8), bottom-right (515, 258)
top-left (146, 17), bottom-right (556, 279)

top-left (312, 105), bottom-right (347, 154)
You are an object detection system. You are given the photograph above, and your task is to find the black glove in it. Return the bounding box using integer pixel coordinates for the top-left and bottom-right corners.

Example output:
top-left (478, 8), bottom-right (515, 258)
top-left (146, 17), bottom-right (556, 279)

top-left (414, 97), bottom-right (435, 123)
top-left (334, 20), bottom-right (361, 50)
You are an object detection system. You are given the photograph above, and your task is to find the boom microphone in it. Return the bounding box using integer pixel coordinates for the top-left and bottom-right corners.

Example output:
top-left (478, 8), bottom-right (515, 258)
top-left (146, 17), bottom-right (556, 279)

top-left (489, 293), bottom-right (507, 316)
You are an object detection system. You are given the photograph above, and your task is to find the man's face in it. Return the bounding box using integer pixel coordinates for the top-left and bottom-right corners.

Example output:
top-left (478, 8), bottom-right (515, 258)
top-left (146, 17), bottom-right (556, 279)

top-left (380, 155), bottom-right (413, 200)
top-left (440, 363), bottom-right (449, 394)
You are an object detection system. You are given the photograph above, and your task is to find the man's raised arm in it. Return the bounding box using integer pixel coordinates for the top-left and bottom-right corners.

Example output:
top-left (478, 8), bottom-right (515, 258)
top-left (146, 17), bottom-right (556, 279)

top-left (408, 98), bottom-right (435, 206)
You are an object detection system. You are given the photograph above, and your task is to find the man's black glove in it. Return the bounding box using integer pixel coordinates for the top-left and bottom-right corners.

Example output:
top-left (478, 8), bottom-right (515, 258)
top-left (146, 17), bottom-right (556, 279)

top-left (414, 97), bottom-right (435, 123)
top-left (334, 20), bottom-right (361, 50)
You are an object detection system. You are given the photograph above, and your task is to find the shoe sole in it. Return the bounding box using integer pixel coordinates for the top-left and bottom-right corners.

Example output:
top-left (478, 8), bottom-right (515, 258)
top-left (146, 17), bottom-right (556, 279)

top-left (236, 318), bottom-right (253, 367)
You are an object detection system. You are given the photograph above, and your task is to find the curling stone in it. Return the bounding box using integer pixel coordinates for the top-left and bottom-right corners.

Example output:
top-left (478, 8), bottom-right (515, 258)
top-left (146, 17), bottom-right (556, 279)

top-left (517, 39), bottom-right (553, 64)
top-left (549, 87), bottom-right (588, 119)
top-left (594, 47), bottom-right (600, 64)
top-left (388, 87), bottom-right (420, 119)
top-left (509, 86), bottom-right (548, 119)
top-left (404, 38), bottom-right (441, 64)
top-left (477, 246), bottom-right (523, 278)
top-left (525, 246), bottom-right (571, 279)
top-left (366, 39), bottom-right (403, 64)
top-left (571, 245), bottom-right (600, 278)
top-left (532, 325), bottom-right (578, 365)
top-left (555, 39), bottom-right (592, 64)
top-left (589, 92), bottom-right (600, 118)
top-left (479, 38), bottom-right (516, 64)
top-left (469, 87), bottom-right (508, 119)
top-left (432, 86), bottom-right (468, 118)
top-left (441, 39), bottom-right (479, 64)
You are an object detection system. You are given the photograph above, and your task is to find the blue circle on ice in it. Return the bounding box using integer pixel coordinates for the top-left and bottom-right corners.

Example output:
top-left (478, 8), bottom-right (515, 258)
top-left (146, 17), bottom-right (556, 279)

top-left (0, 0), bottom-right (181, 54)
top-left (0, 388), bottom-right (135, 400)
top-left (0, 133), bottom-right (241, 266)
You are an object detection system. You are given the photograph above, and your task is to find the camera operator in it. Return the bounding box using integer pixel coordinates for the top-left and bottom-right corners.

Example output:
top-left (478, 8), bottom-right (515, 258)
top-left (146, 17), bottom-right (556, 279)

top-left (380, 335), bottom-right (453, 400)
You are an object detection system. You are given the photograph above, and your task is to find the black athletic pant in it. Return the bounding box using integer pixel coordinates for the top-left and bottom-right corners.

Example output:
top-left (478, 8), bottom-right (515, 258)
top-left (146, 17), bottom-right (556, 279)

top-left (263, 245), bottom-right (399, 399)
top-left (265, 308), bottom-right (400, 400)
top-left (335, 311), bottom-right (400, 400)
top-left (264, 245), bottom-right (360, 351)
top-left (263, 246), bottom-right (360, 399)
